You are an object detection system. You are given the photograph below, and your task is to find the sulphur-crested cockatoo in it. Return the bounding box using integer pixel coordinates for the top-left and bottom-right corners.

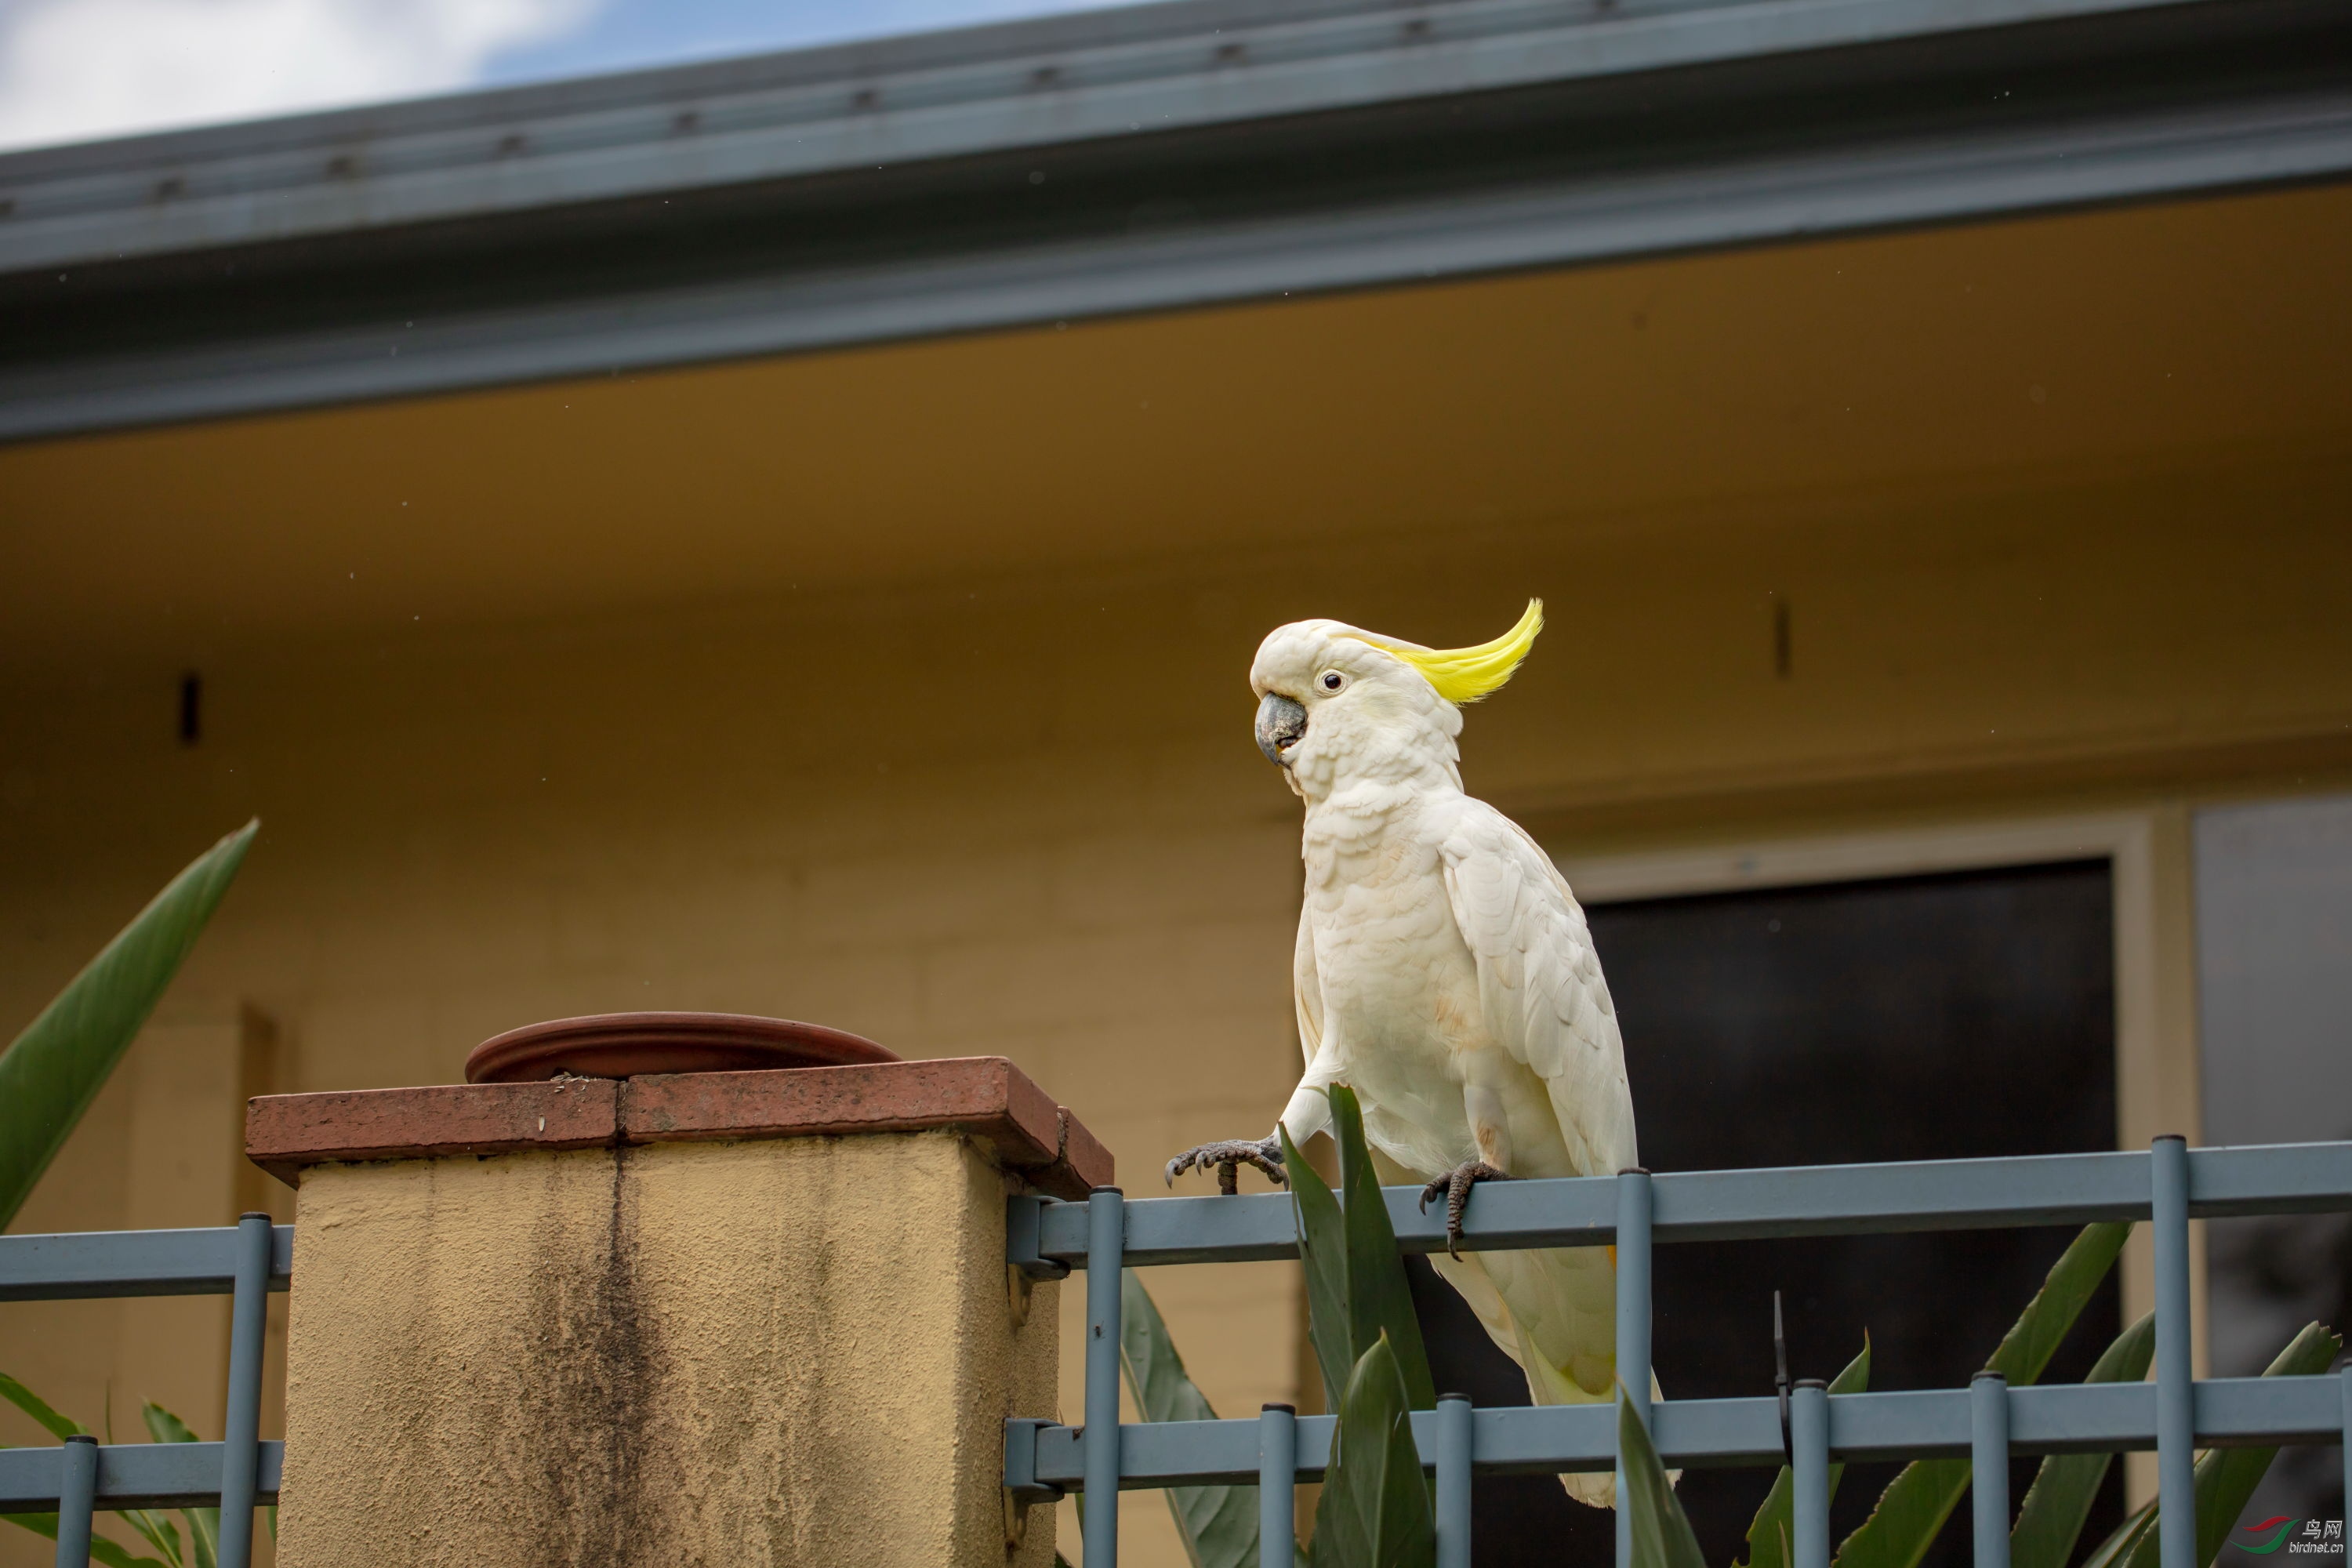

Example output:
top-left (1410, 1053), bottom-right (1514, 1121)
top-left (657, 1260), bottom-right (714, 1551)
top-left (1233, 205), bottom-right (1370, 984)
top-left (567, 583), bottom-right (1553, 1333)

top-left (1165, 600), bottom-right (1636, 1507)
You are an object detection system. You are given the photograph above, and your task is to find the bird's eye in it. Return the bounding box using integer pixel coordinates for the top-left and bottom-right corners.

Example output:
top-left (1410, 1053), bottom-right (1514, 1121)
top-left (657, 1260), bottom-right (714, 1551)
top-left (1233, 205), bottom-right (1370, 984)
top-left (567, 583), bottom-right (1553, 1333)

top-left (1319, 670), bottom-right (1347, 692)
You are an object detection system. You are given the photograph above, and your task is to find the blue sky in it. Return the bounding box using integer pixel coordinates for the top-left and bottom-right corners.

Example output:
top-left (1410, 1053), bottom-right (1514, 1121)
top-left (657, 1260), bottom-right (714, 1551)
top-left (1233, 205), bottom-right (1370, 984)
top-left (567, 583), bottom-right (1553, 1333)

top-left (0, 0), bottom-right (1138, 154)
top-left (481, 0), bottom-right (1123, 86)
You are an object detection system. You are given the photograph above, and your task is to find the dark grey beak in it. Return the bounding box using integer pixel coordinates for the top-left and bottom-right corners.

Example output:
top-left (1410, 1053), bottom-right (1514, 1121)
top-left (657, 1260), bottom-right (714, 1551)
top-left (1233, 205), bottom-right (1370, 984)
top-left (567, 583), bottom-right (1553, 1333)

top-left (1255, 692), bottom-right (1307, 765)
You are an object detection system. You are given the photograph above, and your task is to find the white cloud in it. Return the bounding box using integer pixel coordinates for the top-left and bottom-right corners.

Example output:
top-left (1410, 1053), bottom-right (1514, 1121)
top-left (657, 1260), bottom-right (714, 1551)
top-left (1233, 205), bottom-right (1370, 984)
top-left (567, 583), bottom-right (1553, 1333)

top-left (0, 0), bottom-right (600, 153)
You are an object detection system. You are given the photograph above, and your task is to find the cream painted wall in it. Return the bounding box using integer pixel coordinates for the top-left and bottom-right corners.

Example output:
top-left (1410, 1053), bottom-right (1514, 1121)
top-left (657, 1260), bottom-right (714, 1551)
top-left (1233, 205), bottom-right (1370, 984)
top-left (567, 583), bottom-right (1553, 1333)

top-left (4, 443), bottom-right (2350, 1563)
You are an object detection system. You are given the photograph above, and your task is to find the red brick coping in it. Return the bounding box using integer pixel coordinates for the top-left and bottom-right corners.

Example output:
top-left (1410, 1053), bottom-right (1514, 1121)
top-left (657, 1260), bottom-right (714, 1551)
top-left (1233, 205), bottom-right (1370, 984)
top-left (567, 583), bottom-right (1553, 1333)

top-left (246, 1057), bottom-right (1112, 1200)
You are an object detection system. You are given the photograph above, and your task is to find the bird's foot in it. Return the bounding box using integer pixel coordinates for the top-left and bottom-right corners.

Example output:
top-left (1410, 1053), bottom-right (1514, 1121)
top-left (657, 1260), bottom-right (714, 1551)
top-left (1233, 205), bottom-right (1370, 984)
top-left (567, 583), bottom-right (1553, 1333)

top-left (1419, 1160), bottom-right (1512, 1258)
top-left (1164, 1137), bottom-right (1287, 1196)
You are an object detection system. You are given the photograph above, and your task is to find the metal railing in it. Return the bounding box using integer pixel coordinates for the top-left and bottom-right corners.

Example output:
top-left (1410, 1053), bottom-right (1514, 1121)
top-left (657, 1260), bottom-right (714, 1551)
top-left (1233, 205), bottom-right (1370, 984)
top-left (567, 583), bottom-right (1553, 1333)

top-left (0, 1214), bottom-right (289, 1566)
top-left (1003, 1138), bottom-right (2352, 1568)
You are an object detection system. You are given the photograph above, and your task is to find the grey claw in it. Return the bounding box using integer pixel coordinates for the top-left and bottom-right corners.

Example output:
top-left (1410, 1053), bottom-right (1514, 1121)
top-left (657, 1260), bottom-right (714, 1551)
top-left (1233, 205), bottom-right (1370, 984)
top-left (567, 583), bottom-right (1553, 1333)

top-left (1426, 1160), bottom-right (1512, 1258)
top-left (1163, 1138), bottom-right (1287, 1195)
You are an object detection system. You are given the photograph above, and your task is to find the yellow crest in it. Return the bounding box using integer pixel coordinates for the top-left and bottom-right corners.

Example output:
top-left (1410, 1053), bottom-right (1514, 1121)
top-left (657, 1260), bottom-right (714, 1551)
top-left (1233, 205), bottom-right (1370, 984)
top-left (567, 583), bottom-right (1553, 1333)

top-left (1345, 599), bottom-right (1544, 704)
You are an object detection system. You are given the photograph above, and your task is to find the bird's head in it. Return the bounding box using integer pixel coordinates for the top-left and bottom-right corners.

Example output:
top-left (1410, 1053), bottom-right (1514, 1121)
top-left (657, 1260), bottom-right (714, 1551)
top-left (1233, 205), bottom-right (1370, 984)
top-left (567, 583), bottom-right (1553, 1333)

top-left (1249, 600), bottom-right (1543, 800)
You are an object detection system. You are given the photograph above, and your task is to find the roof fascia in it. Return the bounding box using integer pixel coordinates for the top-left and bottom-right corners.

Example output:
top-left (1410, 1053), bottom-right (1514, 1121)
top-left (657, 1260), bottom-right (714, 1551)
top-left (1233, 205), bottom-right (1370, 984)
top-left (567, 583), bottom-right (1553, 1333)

top-left (0, 0), bottom-right (2227, 275)
top-left (1, 0), bottom-right (2346, 441)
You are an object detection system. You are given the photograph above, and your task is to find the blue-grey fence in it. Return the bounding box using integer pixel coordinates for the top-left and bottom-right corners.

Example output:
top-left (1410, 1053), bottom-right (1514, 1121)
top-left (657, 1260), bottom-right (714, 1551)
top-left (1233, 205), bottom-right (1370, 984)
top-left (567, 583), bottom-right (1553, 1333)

top-left (1002, 1138), bottom-right (2352, 1568)
top-left (0, 1214), bottom-right (288, 1566)
top-left (7, 1143), bottom-right (2347, 1568)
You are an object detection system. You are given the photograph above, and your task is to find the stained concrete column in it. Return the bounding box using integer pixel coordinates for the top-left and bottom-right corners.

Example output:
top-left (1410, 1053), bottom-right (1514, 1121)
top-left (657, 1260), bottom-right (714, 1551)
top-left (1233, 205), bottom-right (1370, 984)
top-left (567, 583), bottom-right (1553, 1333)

top-left (246, 1057), bottom-right (1107, 1568)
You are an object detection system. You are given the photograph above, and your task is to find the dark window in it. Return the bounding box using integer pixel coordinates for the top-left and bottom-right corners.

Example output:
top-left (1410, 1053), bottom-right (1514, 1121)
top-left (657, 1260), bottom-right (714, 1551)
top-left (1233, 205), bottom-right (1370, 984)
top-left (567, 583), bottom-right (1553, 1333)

top-left (1410, 860), bottom-right (2121, 1568)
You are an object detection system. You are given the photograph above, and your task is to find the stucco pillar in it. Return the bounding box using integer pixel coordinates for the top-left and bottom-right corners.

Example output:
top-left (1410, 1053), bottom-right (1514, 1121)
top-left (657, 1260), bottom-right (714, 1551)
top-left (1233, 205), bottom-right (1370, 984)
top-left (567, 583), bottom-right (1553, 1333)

top-left (245, 1057), bottom-right (1107, 1568)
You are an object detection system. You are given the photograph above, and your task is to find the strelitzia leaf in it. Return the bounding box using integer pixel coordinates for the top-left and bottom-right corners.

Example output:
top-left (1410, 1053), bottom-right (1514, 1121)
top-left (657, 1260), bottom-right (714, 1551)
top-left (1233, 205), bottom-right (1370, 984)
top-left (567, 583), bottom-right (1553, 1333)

top-left (2081, 1320), bottom-right (2345, 1568)
top-left (2078, 1501), bottom-right (2155, 1568)
top-left (1120, 1269), bottom-right (1293, 1568)
top-left (0, 821), bottom-right (257, 1229)
top-left (0, 1375), bottom-right (188, 1567)
top-left (1621, 1381), bottom-right (1709, 1568)
top-left (0, 1372), bottom-right (86, 1439)
top-left (1330, 1086), bottom-right (1437, 1413)
top-left (2008, 1312), bottom-right (2156, 1568)
top-left (1283, 1115), bottom-right (1356, 1412)
top-left (1311, 1334), bottom-right (1435, 1568)
top-left (0, 1512), bottom-right (170, 1568)
top-left (140, 1405), bottom-right (216, 1568)
top-left (116, 1508), bottom-right (187, 1568)
top-left (1737, 1338), bottom-right (1873, 1568)
top-left (1833, 1222), bottom-right (2131, 1568)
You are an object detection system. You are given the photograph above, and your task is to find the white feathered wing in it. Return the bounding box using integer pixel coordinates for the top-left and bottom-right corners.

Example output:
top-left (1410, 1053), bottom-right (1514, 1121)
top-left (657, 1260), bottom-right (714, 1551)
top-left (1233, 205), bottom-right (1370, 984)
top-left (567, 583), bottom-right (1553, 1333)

top-left (1432, 802), bottom-right (1639, 1507)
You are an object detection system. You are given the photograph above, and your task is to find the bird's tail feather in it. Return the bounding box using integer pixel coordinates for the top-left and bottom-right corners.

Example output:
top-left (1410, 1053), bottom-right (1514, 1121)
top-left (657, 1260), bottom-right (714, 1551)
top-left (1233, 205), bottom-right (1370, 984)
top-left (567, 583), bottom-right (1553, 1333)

top-left (1511, 1316), bottom-right (1624, 1507)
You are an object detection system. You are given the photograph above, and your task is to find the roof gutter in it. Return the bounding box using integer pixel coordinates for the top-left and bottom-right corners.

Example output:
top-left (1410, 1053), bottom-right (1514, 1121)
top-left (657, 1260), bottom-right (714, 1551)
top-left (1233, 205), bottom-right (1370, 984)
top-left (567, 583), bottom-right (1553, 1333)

top-left (0, 0), bottom-right (2345, 441)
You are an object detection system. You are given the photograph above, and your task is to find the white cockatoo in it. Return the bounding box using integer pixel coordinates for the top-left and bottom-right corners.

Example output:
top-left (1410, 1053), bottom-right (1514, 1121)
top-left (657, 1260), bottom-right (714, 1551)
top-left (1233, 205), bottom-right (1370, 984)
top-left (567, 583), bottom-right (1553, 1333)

top-left (1166, 600), bottom-right (1637, 1507)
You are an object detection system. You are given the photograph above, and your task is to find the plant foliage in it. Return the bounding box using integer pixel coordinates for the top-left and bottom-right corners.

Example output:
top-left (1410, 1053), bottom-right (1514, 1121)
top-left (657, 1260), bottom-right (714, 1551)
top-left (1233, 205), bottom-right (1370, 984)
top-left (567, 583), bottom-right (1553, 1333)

top-left (0, 1377), bottom-right (244, 1568)
top-left (1831, 1223), bottom-right (2132, 1568)
top-left (2082, 1320), bottom-right (2344, 1568)
top-left (1121, 1268), bottom-right (1306, 1568)
top-left (1311, 1334), bottom-right (1436, 1568)
top-left (1283, 1085), bottom-right (1443, 1568)
top-left (2007, 1311), bottom-right (2156, 1568)
top-left (1623, 1374), bottom-right (1711, 1568)
top-left (1621, 1218), bottom-right (2336, 1568)
top-left (1282, 1086), bottom-right (1437, 1414)
top-left (0, 820), bottom-right (257, 1229)
top-left (1733, 1340), bottom-right (1873, 1568)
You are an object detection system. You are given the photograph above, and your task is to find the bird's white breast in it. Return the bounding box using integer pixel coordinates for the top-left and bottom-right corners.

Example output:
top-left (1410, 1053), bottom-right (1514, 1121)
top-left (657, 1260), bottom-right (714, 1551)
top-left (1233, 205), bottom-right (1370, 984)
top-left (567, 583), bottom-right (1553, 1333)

top-left (1301, 787), bottom-right (1515, 1174)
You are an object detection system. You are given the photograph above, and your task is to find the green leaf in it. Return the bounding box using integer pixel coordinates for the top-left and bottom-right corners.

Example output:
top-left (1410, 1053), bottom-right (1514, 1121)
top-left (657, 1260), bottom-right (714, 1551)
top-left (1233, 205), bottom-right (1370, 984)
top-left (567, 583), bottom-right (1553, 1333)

top-left (1, 1512), bottom-right (171, 1568)
top-left (2078, 1500), bottom-right (2156, 1568)
top-left (1120, 1269), bottom-right (1266, 1568)
top-left (139, 1406), bottom-right (216, 1568)
top-left (2008, 1312), bottom-right (2156, 1568)
top-left (0, 821), bottom-right (257, 1229)
top-left (1283, 1114), bottom-right (1356, 1413)
top-left (1330, 1086), bottom-right (1437, 1413)
top-left (1982, 1225), bottom-right (2135, 1387)
top-left (1737, 1338), bottom-right (1873, 1568)
top-left (115, 1509), bottom-right (184, 1568)
top-left (1620, 1381), bottom-right (1709, 1568)
top-left (1311, 1334), bottom-right (1436, 1568)
top-left (1834, 1222), bottom-right (2131, 1568)
top-left (2085, 1320), bottom-right (2345, 1568)
top-left (139, 1406), bottom-right (200, 1444)
top-left (0, 1371), bottom-right (87, 1439)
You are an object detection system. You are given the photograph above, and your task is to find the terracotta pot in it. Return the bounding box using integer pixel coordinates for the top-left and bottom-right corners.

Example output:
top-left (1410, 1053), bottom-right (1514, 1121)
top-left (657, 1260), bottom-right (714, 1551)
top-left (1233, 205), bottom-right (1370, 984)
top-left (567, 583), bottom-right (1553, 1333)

top-left (464, 1011), bottom-right (898, 1083)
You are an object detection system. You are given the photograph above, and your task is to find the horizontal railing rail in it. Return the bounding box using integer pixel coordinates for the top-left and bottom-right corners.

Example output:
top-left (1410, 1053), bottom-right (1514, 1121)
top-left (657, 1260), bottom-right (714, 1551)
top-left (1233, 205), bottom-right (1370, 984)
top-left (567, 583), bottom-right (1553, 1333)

top-left (0, 1225), bottom-right (294, 1301)
top-left (1007, 1143), bottom-right (2352, 1272)
top-left (1007, 1375), bottom-right (2352, 1490)
top-left (0, 1443), bottom-right (284, 1512)
top-left (0, 1212), bottom-right (279, 1567)
top-left (1009, 1138), bottom-right (2352, 1568)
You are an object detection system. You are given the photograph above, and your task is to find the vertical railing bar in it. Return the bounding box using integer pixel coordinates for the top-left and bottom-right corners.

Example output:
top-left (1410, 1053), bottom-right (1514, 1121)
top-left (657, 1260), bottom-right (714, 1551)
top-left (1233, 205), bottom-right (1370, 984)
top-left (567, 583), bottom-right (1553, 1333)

top-left (1260, 1403), bottom-right (1297, 1568)
top-left (53, 1434), bottom-right (97, 1568)
top-left (1615, 1166), bottom-right (1653, 1568)
top-left (1971, 1371), bottom-right (2011, 1568)
top-left (1084, 1186), bottom-right (1125, 1568)
top-left (2151, 1136), bottom-right (2195, 1568)
top-left (2341, 1363), bottom-right (2351, 1552)
top-left (216, 1211), bottom-right (272, 1568)
top-left (1436, 1392), bottom-right (1472, 1568)
top-left (1791, 1379), bottom-right (1830, 1568)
